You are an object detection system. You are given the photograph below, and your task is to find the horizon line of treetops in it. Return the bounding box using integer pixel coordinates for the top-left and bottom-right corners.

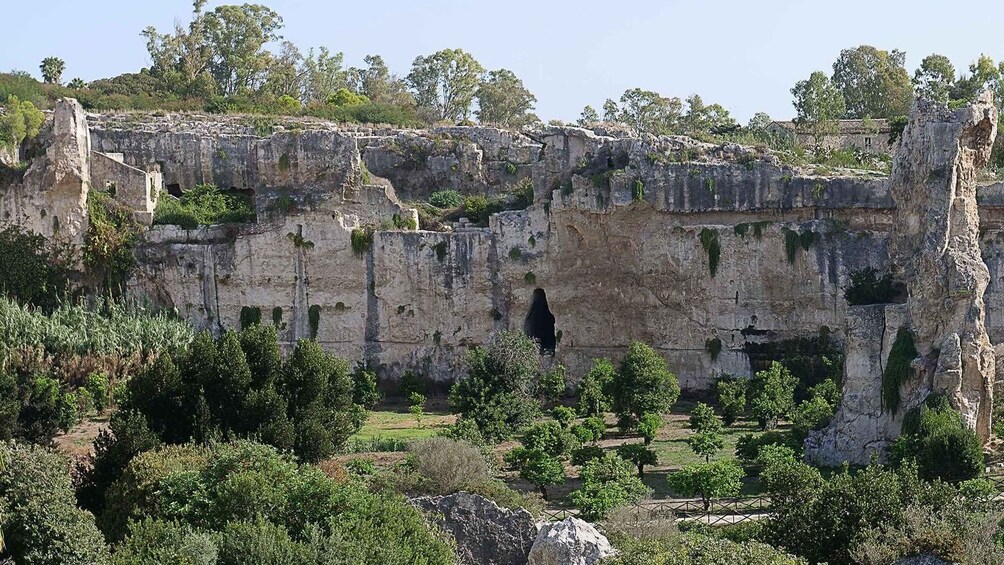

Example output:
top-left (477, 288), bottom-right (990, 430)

top-left (5, 2), bottom-right (1004, 141)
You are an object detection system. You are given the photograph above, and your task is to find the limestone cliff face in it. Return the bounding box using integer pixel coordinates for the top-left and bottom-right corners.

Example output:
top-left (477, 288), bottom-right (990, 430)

top-left (807, 94), bottom-right (998, 465)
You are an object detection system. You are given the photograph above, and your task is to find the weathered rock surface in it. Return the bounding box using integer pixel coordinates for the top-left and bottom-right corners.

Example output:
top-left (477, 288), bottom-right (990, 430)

top-left (528, 517), bottom-right (616, 565)
top-left (807, 94), bottom-right (998, 465)
top-left (412, 492), bottom-right (537, 565)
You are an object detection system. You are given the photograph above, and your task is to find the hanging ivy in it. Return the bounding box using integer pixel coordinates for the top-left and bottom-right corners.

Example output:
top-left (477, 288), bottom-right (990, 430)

top-left (239, 306), bottom-right (261, 329)
top-left (308, 305), bottom-right (321, 339)
top-left (699, 228), bottom-right (721, 277)
top-left (883, 327), bottom-right (918, 414)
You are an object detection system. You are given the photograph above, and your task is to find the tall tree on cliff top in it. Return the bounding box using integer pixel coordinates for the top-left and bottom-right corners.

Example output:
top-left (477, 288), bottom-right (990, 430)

top-left (299, 46), bottom-right (349, 104)
top-left (475, 68), bottom-right (538, 128)
top-left (605, 88), bottom-right (683, 135)
top-left (831, 45), bottom-right (913, 118)
top-left (680, 94), bottom-right (738, 134)
top-left (202, 4), bottom-right (284, 96)
top-left (142, 0), bottom-right (216, 98)
top-left (913, 53), bottom-right (956, 105)
top-left (39, 57), bottom-right (65, 85)
top-left (950, 54), bottom-right (1004, 106)
top-left (407, 48), bottom-right (485, 123)
top-left (348, 55), bottom-right (414, 107)
top-left (791, 71), bottom-right (847, 144)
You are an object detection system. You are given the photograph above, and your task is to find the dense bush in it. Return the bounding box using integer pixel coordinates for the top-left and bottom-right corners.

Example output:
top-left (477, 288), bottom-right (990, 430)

top-left (0, 227), bottom-right (73, 311)
top-left (610, 341), bottom-right (680, 425)
top-left (153, 183), bottom-right (256, 228)
top-left (890, 394), bottom-right (984, 482)
top-left (428, 189), bottom-right (464, 209)
top-left (448, 331), bottom-right (543, 442)
top-left (0, 442), bottom-right (111, 565)
top-left (0, 369), bottom-right (79, 443)
top-left (715, 375), bottom-right (747, 425)
top-left (844, 266), bottom-right (900, 306)
top-left (667, 459), bottom-right (744, 511)
top-left (409, 437), bottom-right (490, 494)
top-left (607, 532), bottom-right (808, 565)
top-left (569, 453), bottom-right (649, 520)
top-left (0, 95), bottom-right (45, 148)
top-left (576, 358), bottom-right (615, 416)
top-left (735, 430), bottom-right (801, 465)
top-left (98, 440), bottom-right (454, 562)
top-left (84, 189), bottom-right (143, 295)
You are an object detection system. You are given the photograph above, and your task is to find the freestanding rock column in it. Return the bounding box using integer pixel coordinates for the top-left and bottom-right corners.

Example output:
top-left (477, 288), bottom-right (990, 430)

top-left (807, 93), bottom-right (998, 465)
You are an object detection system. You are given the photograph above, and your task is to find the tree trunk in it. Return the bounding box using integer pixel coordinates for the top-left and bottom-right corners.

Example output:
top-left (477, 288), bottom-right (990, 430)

top-left (539, 485), bottom-right (548, 501)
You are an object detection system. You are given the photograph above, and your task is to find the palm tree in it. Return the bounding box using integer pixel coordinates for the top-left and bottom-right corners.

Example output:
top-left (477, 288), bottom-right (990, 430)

top-left (39, 57), bottom-right (65, 85)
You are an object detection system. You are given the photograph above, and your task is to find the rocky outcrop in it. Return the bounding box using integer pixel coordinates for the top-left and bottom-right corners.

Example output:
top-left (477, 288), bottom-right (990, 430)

top-left (412, 492), bottom-right (538, 565)
top-left (807, 94), bottom-right (998, 465)
top-left (528, 518), bottom-right (616, 565)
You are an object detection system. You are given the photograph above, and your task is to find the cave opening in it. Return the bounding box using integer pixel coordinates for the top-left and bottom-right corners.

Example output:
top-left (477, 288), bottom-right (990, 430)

top-left (524, 288), bottom-right (556, 355)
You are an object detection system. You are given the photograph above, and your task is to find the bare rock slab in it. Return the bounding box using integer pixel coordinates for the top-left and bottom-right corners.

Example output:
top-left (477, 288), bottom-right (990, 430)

top-left (412, 491), bottom-right (537, 565)
top-left (528, 517), bottom-right (616, 565)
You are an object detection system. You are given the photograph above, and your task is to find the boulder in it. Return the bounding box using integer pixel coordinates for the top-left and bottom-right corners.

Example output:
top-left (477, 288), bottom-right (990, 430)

top-left (412, 491), bottom-right (537, 565)
top-left (528, 517), bottom-right (616, 565)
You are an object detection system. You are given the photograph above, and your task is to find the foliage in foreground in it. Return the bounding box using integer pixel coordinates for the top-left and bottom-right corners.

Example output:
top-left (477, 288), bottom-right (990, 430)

top-left (606, 531), bottom-right (807, 565)
top-left (153, 183), bottom-right (256, 229)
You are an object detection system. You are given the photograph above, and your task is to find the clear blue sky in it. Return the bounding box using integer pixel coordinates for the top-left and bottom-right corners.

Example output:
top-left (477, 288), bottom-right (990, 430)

top-left (4, 0), bottom-right (1004, 122)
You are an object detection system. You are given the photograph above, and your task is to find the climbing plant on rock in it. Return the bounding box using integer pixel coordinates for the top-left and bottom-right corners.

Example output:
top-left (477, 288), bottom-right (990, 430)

top-left (699, 228), bottom-right (721, 277)
top-left (883, 327), bottom-right (918, 414)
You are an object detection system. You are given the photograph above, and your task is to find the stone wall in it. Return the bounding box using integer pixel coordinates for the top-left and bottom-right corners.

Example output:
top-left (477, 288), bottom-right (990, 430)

top-left (90, 151), bottom-right (161, 224)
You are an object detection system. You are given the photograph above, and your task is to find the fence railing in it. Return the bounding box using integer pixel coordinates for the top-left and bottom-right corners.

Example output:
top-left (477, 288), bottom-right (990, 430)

top-left (540, 495), bottom-right (773, 525)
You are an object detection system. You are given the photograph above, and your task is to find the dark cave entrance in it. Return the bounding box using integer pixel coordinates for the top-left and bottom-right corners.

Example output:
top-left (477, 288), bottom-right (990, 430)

top-left (524, 288), bottom-right (556, 355)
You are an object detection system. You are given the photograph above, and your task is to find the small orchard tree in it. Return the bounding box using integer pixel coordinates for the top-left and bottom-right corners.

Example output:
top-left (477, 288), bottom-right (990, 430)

top-left (616, 443), bottom-right (658, 477)
top-left (518, 449), bottom-right (565, 500)
top-left (688, 402), bottom-right (725, 462)
top-left (750, 362), bottom-right (797, 430)
top-left (668, 459), bottom-right (744, 511)
top-left (611, 341), bottom-right (680, 425)
top-left (637, 413), bottom-right (663, 445)
top-left (576, 358), bottom-right (615, 416)
top-left (715, 376), bottom-right (747, 426)
top-left (408, 392), bottom-right (426, 427)
top-left (552, 406), bottom-right (576, 429)
top-left (521, 421), bottom-right (578, 459)
top-left (449, 331), bottom-right (542, 442)
top-left (537, 365), bottom-right (567, 408)
top-left (569, 453), bottom-right (650, 520)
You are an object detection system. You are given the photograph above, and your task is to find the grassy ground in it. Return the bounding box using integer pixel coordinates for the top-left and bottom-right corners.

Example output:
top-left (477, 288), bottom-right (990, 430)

top-left (349, 398), bottom-right (456, 442)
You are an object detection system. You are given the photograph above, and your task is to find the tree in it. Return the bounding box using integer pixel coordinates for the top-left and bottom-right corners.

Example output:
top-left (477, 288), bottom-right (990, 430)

top-left (913, 53), bottom-right (956, 104)
top-left (577, 105), bottom-right (599, 126)
top-left (141, 0), bottom-right (216, 98)
top-left (0, 95), bottom-right (45, 148)
top-left (263, 40), bottom-right (304, 99)
top-left (39, 57), bottom-right (65, 85)
top-left (616, 443), bottom-right (658, 477)
top-left (300, 46), bottom-right (348, 103)
top-left (521, 421), bottom-right (578, 458)
top-left (449, 331), bottom-right (542, 442)
top-left (637, 413), bottom-right (663, 445)
top-left (950, 54), bottom-right (1004, 105)
top-left (746, 112), bottom-right (773, 136)
top-left (475, 68), bottom-right (537, 127)
top-left (715, 376), bottom-right (747, 426)
top-left (610, 341), bottom-right (680, 424)
top-left (518, 449), bottom-right (565, 500)
top-left (348, 54), bottom-right (414, 106)
top-left (681, 94), bottom-right (737, 133)
top-left (605, 88), bottom-right (683, 135)
top-left (551, 405), bottom-right (576, 429)
top-left (749, 362), bottom-right (797, 430)
top-left (576, 358), bottom-right (614, 416)
top-left (67, 78), bottom-right (86, 89)
top-left (407, 48), bottom-right (485, 122)
top-left (569, 453), bottom-right (649, 520)
top-left (687, 402), bottom-right (725, 461)
top-left (202, 4), bottom-right (284, 96)
top-left (667, 459), bottom-right (744, 511)
top-left (831, 45), bottom-right (913, 118)
top-left (791, 71), bottom-right (847, 144)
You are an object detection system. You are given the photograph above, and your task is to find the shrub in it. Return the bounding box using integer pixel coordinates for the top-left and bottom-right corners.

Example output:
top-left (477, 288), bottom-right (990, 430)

top-left (537, 365), bottom-right (567, 407)
top-left (397, 370), bottom-right (424, 398)
top-left (350, 226), bottom-right (374, 256)
top-left (409, 437), bottom-right (490, 494)
top-left (351, 364), bottom-right (381, 408)
top-left (428, 189), bottom-right (464, 209)
top-left (569, 453), bottom-right (650, 520)
top-left (84, 189), bottom-right (142, 295)
top-left (606, 533), bottom-right (808, 565)
top-left (521, 421), bottom-right (579, 458)
top-left (85, 372), bottom-right (111, 412)
top-left (0, 95), bottom-right (45, 147)
top-left (611, 341), bottom-right (680, 424)
top-left (637, 412), bottom-right (662, 445)
top-left (576, 358), bottom-right (614, 416)
top-left (448, 331), bottom-right (542, 442)
top-left (111, 518), bottom-right (217, 565)
top-left (890, 395), bottom-right (984, 482)
top-left (882, 327), bottom-right (917, 414)
top-left (582, 415), bottom-right (607, 441)
top-left (152, 184), bottom-right (256, 228)
top-left (0, 442), bottom-right (111, 565)
top-left (844, 266), bottom-right (899, 306)
top-left (790, 394), bottom-right (835, 442)
top-left (551, 405), bottom-right (576, 428)
top-left (517, 449), bottom-right (565, 500)
top-left (0, 226), bottom-right (72, 311)
top-left (735, 431), bottom-right (800, 465)
top-left (667, 459), bottom-right (744, 511)
top-left (715, 376), bottom-right (747, 426)
top-left (617, 443), bottom-right (658, 476)
top-left (571, 445), bottom-right (605, 466)
top-left (749, 362), bottom-right (797, 429)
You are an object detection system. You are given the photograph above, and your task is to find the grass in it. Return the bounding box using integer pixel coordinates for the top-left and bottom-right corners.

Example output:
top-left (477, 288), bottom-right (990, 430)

top-left (349, 400), bottom-right (456, 442)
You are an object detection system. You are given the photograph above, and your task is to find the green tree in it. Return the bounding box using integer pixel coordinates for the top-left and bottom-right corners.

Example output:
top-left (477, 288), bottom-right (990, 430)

top-left (715, 376), bottom-right (747, 426)
top-left (202, 4), bottom-right (284, 96)
top-left (551, 405), bottom-right (576, 429)
top-left (0, 95), bottom-right (45, 148)
top-left (521, 421), bottom-right (578, 458)
top-left (577, 105), bottom-right (599, 125)
top-left (39, 56), bottom-right (65, 85)
top-left (475, 68), bottom-right (537, 127)
top-left (449, 331), bottom-right (542, 442)
top-left (950, 54), bottom-right (1004, 104)
top-left (347, 54), bottom-right (414, 106)
top-left (913, 53), bottom-right (957, 104)
top-left (537, 365), bottom-right (566, 408)
top-left (681, 94), bottom-right (738, 133)
top-left (605, 88), bottom-right (683, 135)
top-left (688, 402), bottom-right (725, 461)
top-left (576, 358), bottom-right (614, 416)
top-left (518, 449), bottom-right (565, 500)
top-left (831, 45), bottom-right (913, 118)
top-left (791, 71), bottom-right (847, 144)
top-left (141, 0), bottom-right (216, 98)
top-left (610, 341), bottom-right (680, 424)
top-left (637, 412), bottom-right (662, 445)
top-left (300, 46), bottom-right (348, 103)
top-left (407, 48), bottom-right (485, 122)
top-left (616, 443), bottom-right (658, 477)
top-left (749, 361), bottom-right (797, 430)
top-left (668, 459), bottom-right (744, 511)
top-left (569, 453), bottom-right (649, 520)
top-left (746, 112), bottom-right (773, 136)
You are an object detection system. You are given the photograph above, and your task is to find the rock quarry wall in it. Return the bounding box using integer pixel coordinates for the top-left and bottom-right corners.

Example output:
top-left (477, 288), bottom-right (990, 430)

top-left (6, 100), bottom-right (1004, 401)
